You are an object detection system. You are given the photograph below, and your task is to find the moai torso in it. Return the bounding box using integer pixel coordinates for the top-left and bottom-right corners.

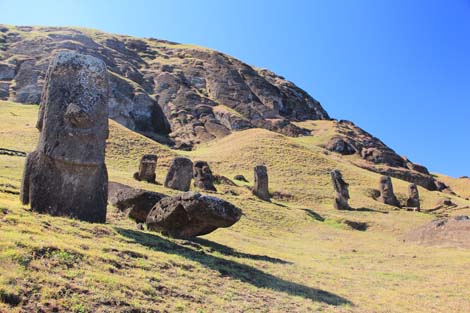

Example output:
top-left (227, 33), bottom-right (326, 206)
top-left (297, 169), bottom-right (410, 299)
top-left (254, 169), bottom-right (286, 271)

top-left (253, 165), bottom-right (270, 201)
top-left (134, 154), bottom-right (157, 183)
top-left (164, 157), bottom-right (193, 191)
top-left (378, 176), bottom-right (400, 207)
top-left (406, 183), bottom-right (420, 211)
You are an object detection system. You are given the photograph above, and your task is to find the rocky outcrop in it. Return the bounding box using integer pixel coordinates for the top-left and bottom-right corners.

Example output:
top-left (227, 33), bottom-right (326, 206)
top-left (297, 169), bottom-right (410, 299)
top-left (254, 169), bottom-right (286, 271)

top-left (20, 51), bottom-right (109, 223)
top-left (0, 25), bottom-right (329, 149)
top-left (146, 192), bottom-right (242, 238)
top-left (402, 216), bottom-right (470, 248)
top-left (108, 182), bottom-right (166, 223)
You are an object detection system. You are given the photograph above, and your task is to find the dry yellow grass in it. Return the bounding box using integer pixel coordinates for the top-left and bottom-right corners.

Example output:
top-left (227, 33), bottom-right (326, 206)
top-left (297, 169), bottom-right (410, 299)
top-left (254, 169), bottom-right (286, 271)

top-left (1, 100), bottom-right (470, 312)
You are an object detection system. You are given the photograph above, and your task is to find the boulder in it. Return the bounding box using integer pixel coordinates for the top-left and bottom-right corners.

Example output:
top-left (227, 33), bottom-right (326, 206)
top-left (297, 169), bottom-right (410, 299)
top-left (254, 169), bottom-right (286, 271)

top-left (253, 165), bottom-right (270, 201)
top-left (378, 176), bottom-right (400, 207)
top-left (133, 154), bottom-right (157, 183)
top-left (0, 62), bottom-right (15, 80)
top-left (108, 182), bottom-right (166, 223)
top-left (20, 51), bottom-right (109, 223)
top-left (331, 170), bottom-right (351, 210)
top-left (193, 161), bottom-right (217, 191)
top-left (164, 157), bottom-right (193, 191)
top-left (146, 192), bottom-right (242, 238)
top-left (325, 137), bottom-right (356, 155)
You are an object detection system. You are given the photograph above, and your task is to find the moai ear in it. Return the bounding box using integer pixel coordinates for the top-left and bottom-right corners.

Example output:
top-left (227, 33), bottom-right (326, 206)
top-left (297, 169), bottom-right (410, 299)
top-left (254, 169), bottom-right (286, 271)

top-left (36, 103), bottom-right (45, 131)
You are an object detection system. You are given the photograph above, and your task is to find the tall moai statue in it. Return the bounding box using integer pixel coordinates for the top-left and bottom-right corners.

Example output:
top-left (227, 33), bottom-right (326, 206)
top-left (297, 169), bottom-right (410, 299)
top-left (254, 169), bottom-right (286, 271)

top-left (253, 165), bottom-right (270, 201)
top-left (406, 183), bottom-right (420, 211)
top-left (164, 157), bottom-right (193, 191)
top-left (20, 51), bottom-right (109, 223)
top-left (193, 161), bottom-right (217, 191)
top-left (330, 170), bottom-right (351, 210)
top-left (378, 175), bottom-right (400, 207)
top-left (134, 154), bottom-right (157, 183)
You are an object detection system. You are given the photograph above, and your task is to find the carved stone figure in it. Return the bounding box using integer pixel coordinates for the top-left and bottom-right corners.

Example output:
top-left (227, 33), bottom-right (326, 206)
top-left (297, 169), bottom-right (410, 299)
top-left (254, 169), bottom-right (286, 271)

top-left (193, 161), bottom-right (217, 191)
top-left (331, 170), bottom-right (351, 210)
top-left (378, 175), bottom-right (400, 207)
top-left (253, 165), bottom-right (270, 201)
top-left (134, 154), bottom-right (157, 183)
top-left (164, 157), bottom-right (193, 191)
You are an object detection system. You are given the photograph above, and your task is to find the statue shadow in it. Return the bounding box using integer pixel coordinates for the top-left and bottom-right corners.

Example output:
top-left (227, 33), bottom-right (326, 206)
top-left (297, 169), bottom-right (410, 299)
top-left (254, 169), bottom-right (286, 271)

top-left (302, 209), bottom-right (325, 221)
top-left (114, 227), bottom-right (352, 306)
top-left (351, 207), bottom-right (389, 214)
top-left (189, 237), bottom-right (292, 264)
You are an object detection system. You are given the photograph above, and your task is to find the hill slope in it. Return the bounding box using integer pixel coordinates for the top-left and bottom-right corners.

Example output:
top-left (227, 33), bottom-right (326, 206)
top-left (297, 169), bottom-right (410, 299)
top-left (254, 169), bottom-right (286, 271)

top-left (1, 100), bottom-right (470, 312)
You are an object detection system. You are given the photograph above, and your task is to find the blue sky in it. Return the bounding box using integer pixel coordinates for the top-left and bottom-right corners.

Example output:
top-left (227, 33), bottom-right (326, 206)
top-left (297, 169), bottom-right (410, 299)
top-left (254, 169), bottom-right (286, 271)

top-left (1, 0), bottom-right (469, 177)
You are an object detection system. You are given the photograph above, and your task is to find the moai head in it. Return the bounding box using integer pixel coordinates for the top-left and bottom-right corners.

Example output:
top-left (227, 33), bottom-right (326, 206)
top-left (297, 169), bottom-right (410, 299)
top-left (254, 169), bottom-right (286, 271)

top-left (408, 183), bottom-right (418, 198)
top-left (164, 157), bottom-right (194, 191)
top-left (253, 165), bottom-right (269, 200)
top-left (379, 176), bottom-right (393, 194)
top-left (193, 161), bottom-right (216, 191)
top-left (36, 51), bottom-right (109, 166)
top-left (135, 154), bottom-right (157, 182)
top-left (331, 169), bottom-right (349, 200)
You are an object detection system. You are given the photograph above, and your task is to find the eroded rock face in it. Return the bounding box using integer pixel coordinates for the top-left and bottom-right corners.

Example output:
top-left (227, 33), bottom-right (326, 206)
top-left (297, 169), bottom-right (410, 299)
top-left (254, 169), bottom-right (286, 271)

top-left (331, 170), bottom-right (350, 210)
top-left (146, 192), bottom-right (242, 238)
top-left (20, 51), bottom-right (109, 223)
top-left (253, 165), bottom-right (270, 201)
top-left (0, 25), bottom-right (330, 149)
top-left (108, 182), bottom-right (166, 223)
top-left (378, 176), bottom-right (400, 207)
top-left (406, 183), bottom-right (420, 211)
top-left (164, 157), bottom-right (193, 191)
top-left (133, 154), bottom-right (157, 183)
top-left (193, 161), bottom-right (216, 191)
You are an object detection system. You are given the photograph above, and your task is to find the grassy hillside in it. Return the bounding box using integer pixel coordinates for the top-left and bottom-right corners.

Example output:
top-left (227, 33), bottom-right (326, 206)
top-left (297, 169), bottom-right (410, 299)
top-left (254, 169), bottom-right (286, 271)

top-left (1, 100), bottom-right (470, 312)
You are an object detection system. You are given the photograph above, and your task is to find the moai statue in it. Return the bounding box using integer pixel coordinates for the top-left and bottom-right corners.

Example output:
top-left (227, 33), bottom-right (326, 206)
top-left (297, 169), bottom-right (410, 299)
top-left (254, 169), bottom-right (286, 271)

top-left (133, 154), bottom-right (157, 183)
top-left (378, 175), bottom-right (400, 207)
top-left (164, 157), bottom-right (193, 191)
top-left (193, 161), bottom-right (217, 191)
top-left (330, 170), bottom-right (351, 210)
top-left (20, 51), bottom-right (109, 223)
top-left (406, 183), bottom-right (420, 211)
top-left (253, 165), bottom-right (270, 201)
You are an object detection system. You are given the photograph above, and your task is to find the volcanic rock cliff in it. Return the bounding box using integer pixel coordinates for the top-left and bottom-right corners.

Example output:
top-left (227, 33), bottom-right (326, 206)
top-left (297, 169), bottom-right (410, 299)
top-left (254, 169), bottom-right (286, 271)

top-left (0, 25), bottom-right (448, 191)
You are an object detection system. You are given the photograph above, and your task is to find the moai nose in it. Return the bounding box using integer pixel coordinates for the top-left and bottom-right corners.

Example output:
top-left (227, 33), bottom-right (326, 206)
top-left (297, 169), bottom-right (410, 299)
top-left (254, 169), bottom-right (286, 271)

top-left (64, 103), bottom-right (92, 128)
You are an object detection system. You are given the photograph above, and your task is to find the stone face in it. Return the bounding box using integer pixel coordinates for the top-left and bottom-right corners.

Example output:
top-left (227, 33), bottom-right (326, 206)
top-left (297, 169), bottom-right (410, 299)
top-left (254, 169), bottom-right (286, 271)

top-left (133, 154), bottom-right (157, 183)
top-left (20, 51), bottom-right (109, 223)
top-left (193, 161), bottom-right (217, 191)
top-left (330, 170), bottom-right (350, 210)
top-left (108, 182), bottom-right (166, 223)
top-left (253, 165), bottom-right (270, 201)
top-left (164, 157), bottom-right (193, 191)
top-left (378, 176), bottom-right (400, 207)
top-left (146, 192), bottom-right (242, 238)
top-left (406, 183), bottom-right (420, 211)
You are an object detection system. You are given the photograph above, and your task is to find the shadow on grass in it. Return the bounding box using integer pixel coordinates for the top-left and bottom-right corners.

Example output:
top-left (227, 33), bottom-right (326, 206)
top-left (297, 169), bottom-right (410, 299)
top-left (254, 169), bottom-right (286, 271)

top-left (115, 227), bottom-right (352, 306)
top-left (353, 207), bottom-right (389, 214)
top-left (302, 209), bottom-right (325, 221)
top-left (189, 237), bottom-right (292, 265)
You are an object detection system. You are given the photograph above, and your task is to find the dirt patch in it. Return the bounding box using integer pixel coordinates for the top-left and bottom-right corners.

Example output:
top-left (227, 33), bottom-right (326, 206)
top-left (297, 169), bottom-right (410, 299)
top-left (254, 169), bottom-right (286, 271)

top-left (402, 216), bottom-right (470, 248)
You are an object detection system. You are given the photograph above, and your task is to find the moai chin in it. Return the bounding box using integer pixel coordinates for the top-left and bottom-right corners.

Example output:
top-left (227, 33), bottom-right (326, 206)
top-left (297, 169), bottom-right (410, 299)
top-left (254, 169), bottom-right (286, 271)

top-left (164, 157), bottom-right (193, 191)
top-left (253, 165), bottom-right (270, 201)
top-left (193, 161), bottom-right (217, 191)
top-left (406, 183), bottom-right (420, 211)
top-left (20, 51), bottom-right (109, 223)
top-left (378, 175), bottom-right (400, 207)
top-left (330, 170), bottom-right (351, 210)
top-left (134, 154), bottom-right (157, 183)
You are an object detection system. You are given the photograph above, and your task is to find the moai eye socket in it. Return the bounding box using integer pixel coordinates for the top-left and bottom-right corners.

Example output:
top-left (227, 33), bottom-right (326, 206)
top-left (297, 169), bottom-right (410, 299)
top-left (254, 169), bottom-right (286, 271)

top-left (64, 103), bottom-right (93, 128)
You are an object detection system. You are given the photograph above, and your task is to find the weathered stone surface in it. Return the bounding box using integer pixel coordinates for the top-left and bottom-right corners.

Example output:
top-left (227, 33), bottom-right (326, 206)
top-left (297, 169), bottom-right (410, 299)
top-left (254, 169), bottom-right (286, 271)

top-left (406, 183), bottom-right (420, 211)
top-left (326, 137), bottom-right (356, 155)
top-left (20, 51), bottom-right (109, 223)
top-left (0, 62), bottom-right (15, 80)
top-left (0, 82), bottom-right (10, 99)
top-left (378, 176), bottom-right (400, 207)
top-left (146, 192), bottom-right (242, 238)
top-left (253, 165), bottom-right (270, 201)
top-left (331, 170), bottom-right (350, 210)
top-left (164, 157), bottom-right (193, 191)
top-left (193, 161), bottom-right (217, 191)
top-left (402, 216), bottom-right (470, 248)
top-left (108, 182), bottom-right (166, 223)
top-left (133, 154), bottom-right (157, 183)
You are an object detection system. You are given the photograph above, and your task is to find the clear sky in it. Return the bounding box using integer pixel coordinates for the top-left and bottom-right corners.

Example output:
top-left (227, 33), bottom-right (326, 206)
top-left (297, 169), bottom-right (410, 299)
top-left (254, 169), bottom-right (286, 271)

top-left (1, 0), bottom-right (469, 177)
